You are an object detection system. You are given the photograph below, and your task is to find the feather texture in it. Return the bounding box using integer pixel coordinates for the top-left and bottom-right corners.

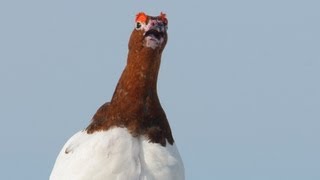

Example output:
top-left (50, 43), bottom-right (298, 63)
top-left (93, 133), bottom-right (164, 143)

top-left (50, 128), bottom-right (184, 180)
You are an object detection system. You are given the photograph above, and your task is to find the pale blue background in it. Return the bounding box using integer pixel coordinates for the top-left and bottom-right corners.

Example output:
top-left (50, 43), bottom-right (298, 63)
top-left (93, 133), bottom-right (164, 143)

top-left (1, 1), bottom-right (319, 179)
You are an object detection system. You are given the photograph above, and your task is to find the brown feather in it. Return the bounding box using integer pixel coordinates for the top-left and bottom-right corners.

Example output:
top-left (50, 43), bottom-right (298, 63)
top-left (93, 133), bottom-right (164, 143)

top-left (86, 14), bottom-right (173, 146)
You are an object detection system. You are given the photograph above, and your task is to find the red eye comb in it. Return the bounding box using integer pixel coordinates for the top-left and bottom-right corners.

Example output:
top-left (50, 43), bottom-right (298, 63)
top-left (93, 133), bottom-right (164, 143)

top-left (136, 12), bottom-right (147, 23)
top-left (160, 12), bottom-right (168, 25)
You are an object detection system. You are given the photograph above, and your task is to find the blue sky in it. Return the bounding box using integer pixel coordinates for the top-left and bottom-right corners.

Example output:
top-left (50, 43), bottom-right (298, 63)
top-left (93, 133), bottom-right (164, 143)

top-left (1, 1), bottom-right (319, 179)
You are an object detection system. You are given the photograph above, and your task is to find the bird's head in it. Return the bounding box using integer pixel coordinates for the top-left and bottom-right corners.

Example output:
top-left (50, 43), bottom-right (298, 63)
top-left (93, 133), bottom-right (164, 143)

top-left (129, 12), bottom-right (168, 53)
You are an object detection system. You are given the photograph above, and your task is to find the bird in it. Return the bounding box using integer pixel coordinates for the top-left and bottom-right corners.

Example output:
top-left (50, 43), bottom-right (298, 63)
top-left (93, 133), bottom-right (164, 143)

top-left (50, 12), bottom-right (185, 180)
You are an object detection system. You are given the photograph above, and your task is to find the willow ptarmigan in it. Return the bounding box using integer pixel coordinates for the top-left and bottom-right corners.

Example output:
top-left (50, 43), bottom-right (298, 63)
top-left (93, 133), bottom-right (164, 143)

top-left (50, 12), bottom-right (185, 180)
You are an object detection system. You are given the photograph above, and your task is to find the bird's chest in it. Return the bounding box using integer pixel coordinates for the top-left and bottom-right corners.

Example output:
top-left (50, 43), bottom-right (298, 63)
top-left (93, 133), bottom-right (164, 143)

top-left (52, 128), bottom-right (183, 180)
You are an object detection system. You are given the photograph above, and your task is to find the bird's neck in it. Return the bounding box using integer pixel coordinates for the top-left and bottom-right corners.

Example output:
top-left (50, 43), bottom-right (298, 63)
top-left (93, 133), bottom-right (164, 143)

top-left (110, 51), bottom-right (161, 108)
top-left (109, 49), bottom-right (164, 121)
top-left (86, 48), bottom-right (174, 146)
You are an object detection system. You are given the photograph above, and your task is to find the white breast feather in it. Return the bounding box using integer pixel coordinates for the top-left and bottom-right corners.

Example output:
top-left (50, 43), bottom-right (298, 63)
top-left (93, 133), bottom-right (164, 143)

top-left (50, 128), bottom-right (184, 180)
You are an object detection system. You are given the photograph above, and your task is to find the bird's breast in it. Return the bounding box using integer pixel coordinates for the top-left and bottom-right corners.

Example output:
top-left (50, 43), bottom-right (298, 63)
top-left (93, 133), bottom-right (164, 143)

top-left (50, 127), bottom-right (184, 180)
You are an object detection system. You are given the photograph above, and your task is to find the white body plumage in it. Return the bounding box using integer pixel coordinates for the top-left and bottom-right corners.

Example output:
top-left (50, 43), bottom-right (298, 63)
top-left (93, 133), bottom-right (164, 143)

top-left (50, 128), bottom-right (184, 180)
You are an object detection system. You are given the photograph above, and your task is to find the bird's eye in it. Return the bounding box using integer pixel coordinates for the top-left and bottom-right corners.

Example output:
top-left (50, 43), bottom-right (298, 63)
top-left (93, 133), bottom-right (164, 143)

top-left (136, 22), bottom-right (142, 29)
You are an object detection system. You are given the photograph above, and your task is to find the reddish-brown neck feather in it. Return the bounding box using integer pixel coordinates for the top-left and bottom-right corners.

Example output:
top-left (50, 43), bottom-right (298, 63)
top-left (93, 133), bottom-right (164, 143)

top-left (86, 29), bottom-right (173, 146)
